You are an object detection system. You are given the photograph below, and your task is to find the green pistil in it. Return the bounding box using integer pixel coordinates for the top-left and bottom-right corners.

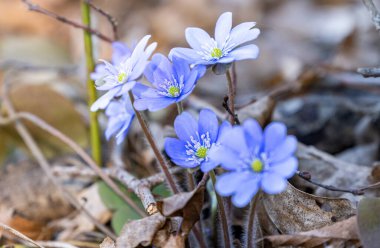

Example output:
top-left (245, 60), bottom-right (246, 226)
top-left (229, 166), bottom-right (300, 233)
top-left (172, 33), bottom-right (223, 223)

top-left (211, 48), bottom-right (223, 58)
top-left (117, 72), bottom-right (126, 82)
top-left (251, 159), bottom-right (263, 173)
top-left (168, 86), bottom-right (180, 97)
top-left (196, 146), bottom-right (208, 159)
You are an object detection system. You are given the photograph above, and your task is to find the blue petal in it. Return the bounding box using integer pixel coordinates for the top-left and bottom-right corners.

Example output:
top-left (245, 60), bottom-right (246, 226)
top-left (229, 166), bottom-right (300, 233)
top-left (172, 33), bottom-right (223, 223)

top-left (169, 48), bottom-right (202, 64)
top-left (91, 64), bottom-right (106, 81)
top-left (227, 22), bottom-right (260, 49)
top-left (200, 160), bottom-right (218, 172)
top-left (105, 101), bottom-right (123, 116)
top-left (216, 57), bottom-right (235, 64)
top-left (218, 126), bottom-right (249, 156)
top-left (172, 56), bottom-right (190, 80)
top-left (130, 42), bottom-right (157, 81)
top-left (116, 81), bottom-right (137, 97)
top-left (198, 109), bottom-right (218, 142)
top-left (264, 122), bottom-right (287, 153)
top-left (132, 83), bottom-right (161, 99)
top-left (129, 35), bottom-right (151, 66)
top-left (185, 27), bottom-right (211, 51)
top-left (180, 69), bottom-right (198, 96)
top-left (215, 171), bottom-right (250, 196)
top-left (90, 87), bottom-right (121, 111)
top-left (193, 64), bottom-right (207, 79)
top-left (261, 172), bottom-right (287, 194)
top-left (215, 12), bottom-right (232, 48)
top-left (164, 138), bottom-right (189, 161)
top-left (105, 118), bottom-right (123, 140)
top-left (268, 156), bottom-right (298, 179)
top-left (227, 44), bottom-right (259, 61)
top-left (208, 145), bottom-right (242, 170)
top-left (231, 176), bottom-right (260, 208)
top-left (133, 96), bottom-right (175, 112)
top-left (269, 135), bottom-right (297, 163)
top-left (111, 42), bottom-right (131, 65)
top-left (243, 118), bottom-right (263, 154)
top-left (115, 115), bottom-right (133, 144)
top-left (171, 158), bottom-right (198, 168)
top-left (216, 121), bottom-right (232, 142)
top-left (174, 112), bottom-right (198, 141)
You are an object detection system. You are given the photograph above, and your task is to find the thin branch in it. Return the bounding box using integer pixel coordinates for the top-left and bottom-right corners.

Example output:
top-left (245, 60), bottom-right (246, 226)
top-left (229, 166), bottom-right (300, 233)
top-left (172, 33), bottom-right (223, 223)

top-left (362, 0), bottom-right (380, 30)
top-left (84, 0), bottom-right (118, 40)
top-left (1, 72), bottom-right (117, 240)
top-left (0, 223), bottom-right (45, 248)
top-left (21, 0), bottom-right (113, 43)
top-left (222, 96), bottom-right (240, 125)
top-left (357, 67), bottom-right (380, 78)
top-left (296, 171), bottom-right (365, 195)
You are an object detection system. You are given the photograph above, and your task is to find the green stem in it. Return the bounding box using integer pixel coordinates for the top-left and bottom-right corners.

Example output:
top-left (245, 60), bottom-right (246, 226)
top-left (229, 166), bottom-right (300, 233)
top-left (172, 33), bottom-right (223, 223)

top-left (210, 170), bottom-right (231, 248)
top-left (81, 2), bottom-right (102, 166)
top-left (225, 70), bottom-right (235, 125)
top-left (176, 101), bottom-right (184, 114)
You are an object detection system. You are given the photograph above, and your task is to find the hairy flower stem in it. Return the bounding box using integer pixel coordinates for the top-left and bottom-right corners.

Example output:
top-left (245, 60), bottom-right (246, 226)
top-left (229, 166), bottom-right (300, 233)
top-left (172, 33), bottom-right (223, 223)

top-left (210, 170), bottom-right (231, 248)
top-left (129, 92), bottom-right (179, 194)
top-left (226, 69), bottom-right (236, 125)
top-left (176, 101), bottom-right (184, 114)
top-left (81, 2), bottom-right (102, 166)
top-left (246, 191), bottom-right (261, 248)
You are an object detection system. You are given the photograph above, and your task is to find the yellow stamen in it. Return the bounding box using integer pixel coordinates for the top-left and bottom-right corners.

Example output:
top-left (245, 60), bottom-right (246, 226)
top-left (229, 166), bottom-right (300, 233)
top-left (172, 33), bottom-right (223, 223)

top-left (251, 159), bottom-right (263, 172)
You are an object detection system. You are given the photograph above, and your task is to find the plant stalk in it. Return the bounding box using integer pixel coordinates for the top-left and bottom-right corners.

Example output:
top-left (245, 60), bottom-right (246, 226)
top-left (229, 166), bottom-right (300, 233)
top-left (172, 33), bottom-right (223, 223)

top-left (81, 1), bottom-right (102, 166)
top-left (226, 69), bottom-right (236, 125)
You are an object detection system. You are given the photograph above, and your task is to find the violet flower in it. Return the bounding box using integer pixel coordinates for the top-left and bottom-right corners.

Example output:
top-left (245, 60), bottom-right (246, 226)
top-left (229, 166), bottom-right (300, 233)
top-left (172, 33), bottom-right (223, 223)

top-left (169, 12), bottom-right (260, 67)
top-left (91, 35), bottom-right (157, 111)
top-left (133, 54), bottom-right (204, 111)
top-left (208, 119), bottom-right (298, 207)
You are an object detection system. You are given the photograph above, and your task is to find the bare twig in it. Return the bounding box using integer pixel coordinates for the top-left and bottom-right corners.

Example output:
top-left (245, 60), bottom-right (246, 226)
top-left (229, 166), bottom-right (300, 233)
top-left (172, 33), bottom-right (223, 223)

top-left (21, 0), bottom-right (113, 43)
top-left (357, 67), bottom-right (380, 78)
top-left (84, 0), bottom-right (118, 40)
top-left (296, 171), bottom-right (365, 195)
top-left (0, 223), bottom-right (45, 248)
top-left (362, 0), bottom-right (380, 30)
top-left (1, 72), bottom-right (117, 240)
top-left (222, 96), bottom-right (240, 125)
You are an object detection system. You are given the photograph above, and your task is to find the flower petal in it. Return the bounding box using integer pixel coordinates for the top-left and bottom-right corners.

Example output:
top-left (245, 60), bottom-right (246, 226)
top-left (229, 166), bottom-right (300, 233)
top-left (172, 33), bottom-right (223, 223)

top-left (231, 176), bottom-right (260, 207)
top-left (261, 172), bottom-right (287, 194)
top-left (115, 115), bottom-right (133, 144)
top-left (172, 56), bottom-right (190, 80)
top-left (198, 109), bottom-right (218, 142)
top-left (215, 12), bottom-right (232, 48)
top-left (227, 22), bottom-right (259, 49)
top-left (268, 156), bottom-right (298, 178)
top-left (111, 42), bottom-right (131, 64)
top-left (269, 136), bottom-right (297, 163)
top-left (169, 48), bottom-right (202, 64)
top-left (208, 145), bottom-right (241, 170)
top-left (129, 35), bottom-right (151, 66)
top-left (134, 96), bottom-right (175, 112)
top-left (200, 160), bottom-right (219, 172)
top-left (226, 44), bottom-right (259, 61)
top-left (215, 171), bottom-right (250, 196)
top-left (185, 27), bottom-right (211, 51)
top-left (264, 122), bottom-right (287, 153)
top-left (105, 118), bottom-right (123, 140)
top-left (90, 87), bottom-right (120, 111)
top-left (218, 126), bottom-right (249, 156)
top-left (243, 118), bottom-right (263, 153)
top-left (165, 138), bottom-right (189, 161)
top-left (130, 42), bottom-right (157, 81)
top-left (171, 158), bottom-right (199, 168)
top-left (174, 112), bottom-right (198, 141)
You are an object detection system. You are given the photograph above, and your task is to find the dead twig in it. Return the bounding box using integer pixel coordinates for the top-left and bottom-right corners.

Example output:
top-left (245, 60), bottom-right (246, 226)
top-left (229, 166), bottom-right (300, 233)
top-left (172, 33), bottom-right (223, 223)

top-left (21, 0), bottom-right (113, 43)
top-left (222, 95), bottom-right (240, 125)
top-left (0, 223), bottom-right (45, 248)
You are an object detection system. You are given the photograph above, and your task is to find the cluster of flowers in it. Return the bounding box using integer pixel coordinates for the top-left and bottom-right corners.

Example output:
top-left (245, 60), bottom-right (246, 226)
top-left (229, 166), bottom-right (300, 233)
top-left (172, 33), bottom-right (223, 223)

top-left (91, 12), bottom-right (297, 207)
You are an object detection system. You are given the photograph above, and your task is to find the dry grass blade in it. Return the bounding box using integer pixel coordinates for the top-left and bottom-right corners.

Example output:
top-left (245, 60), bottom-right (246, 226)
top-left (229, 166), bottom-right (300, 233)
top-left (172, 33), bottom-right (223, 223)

top-left (0, 223), bottom-right (45, 248)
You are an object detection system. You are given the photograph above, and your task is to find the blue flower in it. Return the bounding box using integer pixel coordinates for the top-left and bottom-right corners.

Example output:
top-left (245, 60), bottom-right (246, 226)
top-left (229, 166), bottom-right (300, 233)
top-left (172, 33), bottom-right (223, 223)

top-left (209, 119), bottom-right (298, 207)
top-left (164, 109), bottom-right (228, 172)
top-left (91, 35), bottom-right (157, 111)
top-left (169, 12), bottom-right (260, 66)
top-left (90, 42), bottom-right (132, 82)
top-left (104, 96), bottom-right (135, 144)
top-left (132, 54), bottom-right (205, 111)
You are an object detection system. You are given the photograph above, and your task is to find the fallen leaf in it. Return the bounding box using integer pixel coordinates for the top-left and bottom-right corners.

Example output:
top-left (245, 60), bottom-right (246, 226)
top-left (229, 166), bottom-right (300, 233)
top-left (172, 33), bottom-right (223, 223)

top-left (100, 237), bottom-right (116, 248)
top-left (263, 183), bottom-right (355, 234)
top-left (357, 197), bottom-right (380, 248)
top-left (237, 96), bottom-right (275, 126)
top-left (265, 216), bottom-right (359, 247)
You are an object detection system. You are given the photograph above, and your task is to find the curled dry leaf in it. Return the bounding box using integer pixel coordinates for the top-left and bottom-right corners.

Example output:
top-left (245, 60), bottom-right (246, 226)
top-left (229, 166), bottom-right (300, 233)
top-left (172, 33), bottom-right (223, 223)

top-left (265, 216), bottom-right (359, 247)
top-left (263, 183), bottom-right (355, 234)
top-left (114, 185), bottom-right (205, 248)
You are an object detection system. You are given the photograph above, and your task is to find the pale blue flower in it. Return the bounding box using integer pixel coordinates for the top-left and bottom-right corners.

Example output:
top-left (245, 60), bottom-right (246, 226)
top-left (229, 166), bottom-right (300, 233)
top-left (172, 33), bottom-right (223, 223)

top-left (209, 119), bottom-right (298, 207)
top-left (91, 35), bottom-right (157, 111)
top-left (169, 12), bottom-right (260, 66)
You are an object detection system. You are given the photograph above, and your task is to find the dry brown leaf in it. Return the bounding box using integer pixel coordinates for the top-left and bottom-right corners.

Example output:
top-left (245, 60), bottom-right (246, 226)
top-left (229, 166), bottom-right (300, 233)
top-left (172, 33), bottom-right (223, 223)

top-left (100, 237), bottom-right (116, 248)
top-left (265, 216), bottom-right (359, 247)
top-left (237, 96), bottom-right (275, 126)
top-left (263, 183), bottom-right (355, 234)
top-left (116, 185), bottom-right (205, 248)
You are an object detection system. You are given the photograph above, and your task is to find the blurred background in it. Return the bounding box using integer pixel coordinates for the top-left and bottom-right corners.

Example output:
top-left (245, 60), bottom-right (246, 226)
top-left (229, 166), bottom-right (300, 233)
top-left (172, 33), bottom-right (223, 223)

top-left (0, 0), bottom-right (380, 244)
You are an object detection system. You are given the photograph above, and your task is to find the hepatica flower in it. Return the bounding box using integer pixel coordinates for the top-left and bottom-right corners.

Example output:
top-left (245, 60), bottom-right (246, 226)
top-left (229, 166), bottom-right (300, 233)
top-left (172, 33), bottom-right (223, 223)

top-left (169, 12), bottom-right (260, 66)
top-left (104, 96), bottom-right (135, 144)
top-left (209, 119), bottom-right (298, 207)
top-left (165, 109), bottom-right (227, 172)
top-left (133, 54), bottom-right (204, 111)
top-left (91, 35), bottom-right (157, 111)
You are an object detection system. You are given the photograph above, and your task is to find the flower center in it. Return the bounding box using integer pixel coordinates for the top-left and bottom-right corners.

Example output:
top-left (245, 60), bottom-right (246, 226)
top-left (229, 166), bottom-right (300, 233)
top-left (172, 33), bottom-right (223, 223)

top-left (211, 48), bottom-right (223, 58)
top-left (251, 159), bottom-right (263, 172)
top-left (168, 86), bottom-right (180, 97)
top-left (196, 146), bottom-right (208, 158)
top-left (117, 72), bottom-right (127, 83)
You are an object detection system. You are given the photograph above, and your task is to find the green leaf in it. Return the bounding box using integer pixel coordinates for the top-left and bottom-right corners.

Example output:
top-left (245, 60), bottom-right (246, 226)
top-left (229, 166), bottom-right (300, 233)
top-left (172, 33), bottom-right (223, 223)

top-left (97, 181), bottom-right (142, 210)
top-left (357, 197), bottom-right (380, 248)
top-left (152, 184), bottom-right (171, 198)
top-left (111, 206), bottom-right (141, 235)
